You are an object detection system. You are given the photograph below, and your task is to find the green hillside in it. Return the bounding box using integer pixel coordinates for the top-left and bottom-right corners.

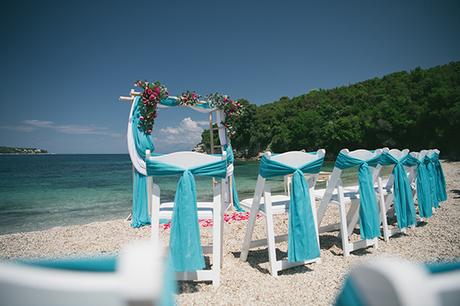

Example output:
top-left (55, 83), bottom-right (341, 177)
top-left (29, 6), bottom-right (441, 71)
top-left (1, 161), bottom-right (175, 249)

top-left (202, 61), bottom-right (460, 158)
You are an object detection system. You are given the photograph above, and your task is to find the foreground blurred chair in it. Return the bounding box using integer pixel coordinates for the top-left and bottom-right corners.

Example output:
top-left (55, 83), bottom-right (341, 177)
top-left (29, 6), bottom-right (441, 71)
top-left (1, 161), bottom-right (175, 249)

top-left (335, 257), bottom-right (460, 306)
top-left (240, 150), bottom-right (325, 276)
top-left (145, 150), bottom-right (227, 287)
top-left (316, 149), bottom-right (384, 256)
top-left (0, 241), bottom-right (174, 306)
top-left (377, 148), bottom-right (417, 240)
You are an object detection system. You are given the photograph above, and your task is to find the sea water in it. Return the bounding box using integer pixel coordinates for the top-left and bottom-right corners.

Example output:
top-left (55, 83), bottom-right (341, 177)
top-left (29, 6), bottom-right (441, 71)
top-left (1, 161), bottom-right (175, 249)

top-left (0, 154), bottom-right (360, 234)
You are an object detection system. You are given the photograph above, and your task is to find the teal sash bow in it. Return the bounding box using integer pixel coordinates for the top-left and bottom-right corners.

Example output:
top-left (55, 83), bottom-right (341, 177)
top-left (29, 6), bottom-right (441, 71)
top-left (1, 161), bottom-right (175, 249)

top-left (146, 157), bottom-right (227, 272)
top-left (403, 155), bottom-right (432, 218)
top-left (131, 97), bottom-right (155, 228)
top-left (334, 152), bottom-right (381, 240)
top-left (425, 156), bottom-right (440, 209)
top-left (379, 153), bottom-right (416, 229)
top-left (259, 154), bottom-right (323, 262)
top-left (429, 153), bottom-right (447, 203)
top-left (224, 144), bottom-right (244, 211)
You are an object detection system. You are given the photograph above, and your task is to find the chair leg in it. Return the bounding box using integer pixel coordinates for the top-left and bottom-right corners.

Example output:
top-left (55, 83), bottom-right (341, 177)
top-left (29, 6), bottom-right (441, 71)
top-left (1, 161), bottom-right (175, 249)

top-left (377, 177), bottom-right (390, 242)
top-left (240, 178), bottom-right (265, 262)
top-left (264, 190), bottom-right (278, 277)
top-left (337, 185), bottom-right (351, 256)
top-left (212, 184), bottom-right (222, 288)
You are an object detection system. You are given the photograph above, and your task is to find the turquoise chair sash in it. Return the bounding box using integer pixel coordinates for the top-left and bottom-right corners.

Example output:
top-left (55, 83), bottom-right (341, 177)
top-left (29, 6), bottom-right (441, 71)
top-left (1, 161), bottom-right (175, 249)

top-left (224, 144), bottom-right (244, 211)
top-left (429, 153), bottom-right (447, 203)
top-left (259, 154), bottom-right (323, 262)
top-left (379, 152), bottom-right (416, 229)
top-left (425, 156), bottom-right (440, 209)
top-left (334, 152), bottom-right (381, 240)
top-left (131, 97), bottom-right (155, 228)
top-left (146, 157), bottom-right (227, 272)
top-left (334, 276), bottom-right (366, 306)
top-left (403, 155), bottom-right (432, 218)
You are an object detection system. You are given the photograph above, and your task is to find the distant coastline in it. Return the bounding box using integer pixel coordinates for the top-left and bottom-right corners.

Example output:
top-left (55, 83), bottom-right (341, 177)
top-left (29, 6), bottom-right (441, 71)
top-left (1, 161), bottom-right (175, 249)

top-left (0, 146), bottom-right (48, 155)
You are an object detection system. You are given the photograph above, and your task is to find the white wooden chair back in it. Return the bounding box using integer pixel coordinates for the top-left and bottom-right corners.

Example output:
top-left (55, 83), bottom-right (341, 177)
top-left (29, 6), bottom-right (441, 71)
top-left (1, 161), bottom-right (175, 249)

top-left (240, 150), bottom-right (325, 276)
top-left (147, 150), bottom-right (227, 169)
top-left (318, 148), bottom-right (383, 222)
top-left (377, 148), bottom-right (419, 240)
top-left (145, 150), bottom-right (227, 287)
top-left (0, 241), bottom-right (166, 306)
top-left (317, 148), bottom-right (383, 256)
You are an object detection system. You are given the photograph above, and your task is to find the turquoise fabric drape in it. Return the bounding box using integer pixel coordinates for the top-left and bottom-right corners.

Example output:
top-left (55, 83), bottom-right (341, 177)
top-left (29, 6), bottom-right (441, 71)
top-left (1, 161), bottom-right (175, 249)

top-left (380, 152), bottom-right (415, 228)
top-left (146, 157), bottom-right (227, 272)
top-left (429, 153), bottom-right (447, 203)
top-left (334, 277), bottom-right (367, 306)
top-left (224, 144), bottom-right (244, 211)
top-left (425, 156), bottom-right (440, 209)
top-left (131, 97), bottom-right (155, 228)
top-left (403, 155), bottom-right (432, 219)
top-left (379, 153), bottom-right (416, 229)
top-left (22, 256), bottom-right (117, 272)
top-left (259, 154), bottom-right (323, 262)
top-left (159, 96), bottom-right (212, 110)
top-left (334, 152), bottom-right (381, 240)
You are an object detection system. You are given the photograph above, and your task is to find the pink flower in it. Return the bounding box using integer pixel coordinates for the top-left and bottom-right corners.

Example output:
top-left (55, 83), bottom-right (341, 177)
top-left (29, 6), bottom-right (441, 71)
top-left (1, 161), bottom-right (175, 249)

top-left (149, 94), bottom-right (155, 100)
top-left (154, 86), bottom-right (161, 94)
top-left (146, 88), bottom-right (153, 95)
top-left (140, 116), bottom-right (144, 120)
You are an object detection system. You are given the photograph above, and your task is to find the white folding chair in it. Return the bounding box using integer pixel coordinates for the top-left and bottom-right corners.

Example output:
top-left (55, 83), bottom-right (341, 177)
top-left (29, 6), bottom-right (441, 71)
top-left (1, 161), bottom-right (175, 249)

top-left (0, 241), bottom-right (170, 306)
top-left (407, 150), bottom-right (429, 221)
top-left (376, 148), bottom-right (416, 241)
top-left (240, 150), bottom-right (325, 277)
top-left (335, 258), bottom-right (460, 306)
top-left (146, 150), bottom-right (226, 287)
top-left (316, 149), bottom-right (384, 256)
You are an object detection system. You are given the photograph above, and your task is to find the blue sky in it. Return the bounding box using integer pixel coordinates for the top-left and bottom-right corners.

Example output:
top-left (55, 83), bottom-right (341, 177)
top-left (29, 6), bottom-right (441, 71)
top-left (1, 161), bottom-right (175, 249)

top-left (1, 0), bottom-right (459, 153)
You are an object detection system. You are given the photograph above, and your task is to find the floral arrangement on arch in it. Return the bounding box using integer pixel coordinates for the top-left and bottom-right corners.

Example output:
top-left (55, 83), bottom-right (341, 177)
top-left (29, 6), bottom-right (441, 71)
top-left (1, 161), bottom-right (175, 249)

top-left (135, 80), bottom-right (169, 134)
top-left (135, 80), bottom-right (244, 137)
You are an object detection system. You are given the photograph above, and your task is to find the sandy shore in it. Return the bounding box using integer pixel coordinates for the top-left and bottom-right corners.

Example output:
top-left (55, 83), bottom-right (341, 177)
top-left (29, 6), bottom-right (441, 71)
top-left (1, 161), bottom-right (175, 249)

top-left (1, 161), bottom-right (459, 305)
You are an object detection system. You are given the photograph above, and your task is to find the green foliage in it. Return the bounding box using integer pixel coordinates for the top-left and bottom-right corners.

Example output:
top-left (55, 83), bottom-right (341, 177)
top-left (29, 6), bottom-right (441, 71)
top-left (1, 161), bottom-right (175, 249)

top-left (200, 61), bottom-right (460, 158)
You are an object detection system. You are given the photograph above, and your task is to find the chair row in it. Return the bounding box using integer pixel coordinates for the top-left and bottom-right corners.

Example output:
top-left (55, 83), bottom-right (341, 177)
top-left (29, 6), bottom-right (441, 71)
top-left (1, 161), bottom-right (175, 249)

top-left (143, 147), bottom-right (447, 286)
top-left (240, 148), bottom-right (447, 277)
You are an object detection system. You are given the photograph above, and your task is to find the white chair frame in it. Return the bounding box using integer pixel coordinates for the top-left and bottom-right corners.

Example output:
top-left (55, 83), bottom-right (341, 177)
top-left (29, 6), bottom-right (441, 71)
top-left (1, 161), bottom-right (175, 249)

top-left (316, 149), bottom-right (384, 256)
top-left (240, 150), bottom-right (325, 277)
top-left (408, 150), bottom-right (429, 221)
top-left (376, 148), bottom-right (417, 241)
top-left (146, 150), bottom-right (227, 287)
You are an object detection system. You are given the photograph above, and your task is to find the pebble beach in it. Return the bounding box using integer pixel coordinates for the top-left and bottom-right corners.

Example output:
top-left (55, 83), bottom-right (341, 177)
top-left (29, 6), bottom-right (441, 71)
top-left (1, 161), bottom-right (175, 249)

top-left (1, 161), bottom-right (459, 305)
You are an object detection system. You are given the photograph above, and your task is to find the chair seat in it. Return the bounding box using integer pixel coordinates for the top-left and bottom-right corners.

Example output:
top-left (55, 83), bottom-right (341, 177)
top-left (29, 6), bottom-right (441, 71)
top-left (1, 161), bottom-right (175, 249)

top-left (314, 183), bottom-right (390, 204)
top-left (240, 195), bottom-right (290, 215)
top-left (158, 201), bottom-right (215, 220)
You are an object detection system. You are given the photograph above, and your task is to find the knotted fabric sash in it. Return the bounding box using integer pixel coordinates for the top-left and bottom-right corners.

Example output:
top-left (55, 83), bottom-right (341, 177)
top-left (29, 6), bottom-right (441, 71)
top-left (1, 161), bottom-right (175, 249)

top-left (224, 144), bottom-right (244, 211)
top-left (334, 152), bottom-right (381, 240)
top-left (259, 154), bottom-right (323, 262)
top-left (146, 158), bottom-right (227, 272)
top-left (379, 153), bottom-right (416, 229)
top-left (131, 97), bottom-right (155, 227)
top-left (403, 155), bottom-right (432, 218)
top-left (429, 153), bottom-right (447, 203)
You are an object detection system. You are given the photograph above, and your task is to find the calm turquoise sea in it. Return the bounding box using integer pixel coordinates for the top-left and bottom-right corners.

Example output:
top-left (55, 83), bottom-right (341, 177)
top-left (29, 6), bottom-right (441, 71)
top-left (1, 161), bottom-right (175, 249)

top-left (0, 155), bottom-right (339, 234)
